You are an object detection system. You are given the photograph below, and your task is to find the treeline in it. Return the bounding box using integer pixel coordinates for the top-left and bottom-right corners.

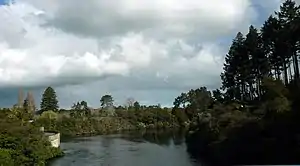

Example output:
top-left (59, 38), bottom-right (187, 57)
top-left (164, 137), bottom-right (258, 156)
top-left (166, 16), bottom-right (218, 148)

top-left (34, 87), bottom-right (179, 136)
top-left (177, 0), bottom-right (300, 165)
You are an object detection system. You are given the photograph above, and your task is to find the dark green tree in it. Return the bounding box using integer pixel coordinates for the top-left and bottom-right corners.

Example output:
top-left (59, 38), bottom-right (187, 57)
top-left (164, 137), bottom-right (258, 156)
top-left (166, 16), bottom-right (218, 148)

top-left (276, 0), bottom-right (300, 80)
top-left (173, 93), bottom-right (189, 109)
top-left (40, 87), bottom-right (59, 113)
top-left (245, 25), bottom-right (269, 100)
top-left (100, 95), bottom-right (114, 108)
top-left (70, 100), bottom-right (90, 117)
top-left (212, 89), bottom-right (224, 103)
top-left (221, 32), bottom-right (246, 101)
top-left (173, 87), bottom-right (212, 120)
top-left (261, 15), bottom-right (279, 79)
top-left (133, 101), bottom-right (140, 111)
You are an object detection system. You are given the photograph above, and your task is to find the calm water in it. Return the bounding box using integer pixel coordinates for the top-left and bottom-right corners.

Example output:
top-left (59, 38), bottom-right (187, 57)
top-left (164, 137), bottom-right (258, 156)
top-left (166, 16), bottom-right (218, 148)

top-left (49, 130), bottom-right (203, 166)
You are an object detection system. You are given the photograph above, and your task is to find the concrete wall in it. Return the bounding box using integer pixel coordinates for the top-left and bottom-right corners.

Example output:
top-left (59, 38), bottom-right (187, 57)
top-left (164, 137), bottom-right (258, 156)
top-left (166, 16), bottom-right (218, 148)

top-left (45, 132), bottom-right (60, 148)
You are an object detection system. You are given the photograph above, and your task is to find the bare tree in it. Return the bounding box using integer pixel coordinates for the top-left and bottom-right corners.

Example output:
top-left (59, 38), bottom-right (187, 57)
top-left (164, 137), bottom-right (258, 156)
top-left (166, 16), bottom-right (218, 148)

top-left (26, 91), bottom-right (36, 112)
top-left (125, 97), bottom-right (135, 109)
top-left (18, 88), bottom-right (24, 108)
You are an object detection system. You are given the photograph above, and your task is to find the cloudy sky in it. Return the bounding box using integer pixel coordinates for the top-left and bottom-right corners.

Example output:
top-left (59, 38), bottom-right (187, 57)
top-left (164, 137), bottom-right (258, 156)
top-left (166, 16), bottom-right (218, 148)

top-left (0, 0), bottom-right (294, 108)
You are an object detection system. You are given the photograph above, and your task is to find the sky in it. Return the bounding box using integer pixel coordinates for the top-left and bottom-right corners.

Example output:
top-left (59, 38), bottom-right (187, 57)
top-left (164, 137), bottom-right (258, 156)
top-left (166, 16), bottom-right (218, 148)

top-left (0, 0), bottom-right (296, 108)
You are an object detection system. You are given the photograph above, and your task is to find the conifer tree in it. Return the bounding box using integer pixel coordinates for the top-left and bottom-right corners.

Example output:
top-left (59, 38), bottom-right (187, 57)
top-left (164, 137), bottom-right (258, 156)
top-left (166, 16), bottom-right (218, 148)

top-left (40, 87), bottom-right (59, 113)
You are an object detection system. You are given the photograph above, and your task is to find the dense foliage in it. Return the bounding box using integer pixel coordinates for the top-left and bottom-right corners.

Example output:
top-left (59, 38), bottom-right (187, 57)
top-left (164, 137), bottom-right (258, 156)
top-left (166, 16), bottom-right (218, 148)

top-left (177, 0), bottom-right (300, 165)
top-left (35, 100), bottom-right (179, 137)
top-left (0, 108), bottom-right (63, 166)
top-left (40, 87), bottom-right (59, 114)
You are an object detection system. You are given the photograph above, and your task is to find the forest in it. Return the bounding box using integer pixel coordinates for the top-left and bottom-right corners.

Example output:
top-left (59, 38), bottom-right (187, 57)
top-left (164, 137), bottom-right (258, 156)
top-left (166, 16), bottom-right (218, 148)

top-left (1, 0), bottom-right (300, 165)
top-left (183, 0), bottom-right (300, 165)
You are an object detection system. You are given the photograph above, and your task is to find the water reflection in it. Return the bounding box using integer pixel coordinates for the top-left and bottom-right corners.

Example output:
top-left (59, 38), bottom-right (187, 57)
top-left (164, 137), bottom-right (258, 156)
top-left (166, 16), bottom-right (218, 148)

top-left (119, 129), bottom-right (186, 146)
top-left (49, 129), bottom-right (201, 166)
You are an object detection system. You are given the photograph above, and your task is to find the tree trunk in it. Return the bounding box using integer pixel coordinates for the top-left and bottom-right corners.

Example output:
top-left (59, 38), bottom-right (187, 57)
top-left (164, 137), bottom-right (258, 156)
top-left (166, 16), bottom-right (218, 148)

top-left (257, 79), bottom-right (261, 101)
top-left (294, 54), bottom-right (299, 79)
top-left (283, 61), bottom-right (289, 85)
top-left (289, 60), bottom-right (293, 81)
top-left (275, 68), bottom-right (281, 80)
top-left (293, 49), bottom-right (299, 79)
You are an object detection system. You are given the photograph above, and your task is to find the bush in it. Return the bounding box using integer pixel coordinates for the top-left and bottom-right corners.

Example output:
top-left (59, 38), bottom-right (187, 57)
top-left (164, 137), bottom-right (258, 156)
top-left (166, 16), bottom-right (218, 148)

top-left (0, 149), bottom-right (14, 166)
top-left (0, 116), bottom-right (63, 165)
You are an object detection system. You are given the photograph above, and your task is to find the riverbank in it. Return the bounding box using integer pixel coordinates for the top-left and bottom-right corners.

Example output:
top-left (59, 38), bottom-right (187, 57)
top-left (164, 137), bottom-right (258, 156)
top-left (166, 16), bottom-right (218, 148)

top-left (185, 109), bottom-right (300, 165)
top-left (0, 115), bottom-right (64, 166)
top-left (37, 117), bottom-right (181, 137)
top-left (34, 109), bottom-right (181, 137)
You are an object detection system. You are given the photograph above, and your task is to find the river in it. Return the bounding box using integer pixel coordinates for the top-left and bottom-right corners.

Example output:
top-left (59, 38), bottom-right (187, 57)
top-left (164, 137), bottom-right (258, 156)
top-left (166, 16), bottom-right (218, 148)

top-left (49, 130), bottom-right (204, 166)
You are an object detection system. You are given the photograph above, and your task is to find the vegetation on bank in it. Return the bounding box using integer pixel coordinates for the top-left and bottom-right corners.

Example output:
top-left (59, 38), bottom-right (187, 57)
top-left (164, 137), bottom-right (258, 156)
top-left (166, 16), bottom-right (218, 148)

top-left (178, 0), bottom-right (300, 165)
top-left (0, 82), bottom-right (181, 165)
top-left (34, 96), bottom-right (179, 136)
top-left (0, 108), bottom-right (63, 166)
top-left (0, 86), bottom-right (182, 165)
top-left (14, 86), bottom-right (176, 137)
top-left (2, 0), bottom-right (300, 165)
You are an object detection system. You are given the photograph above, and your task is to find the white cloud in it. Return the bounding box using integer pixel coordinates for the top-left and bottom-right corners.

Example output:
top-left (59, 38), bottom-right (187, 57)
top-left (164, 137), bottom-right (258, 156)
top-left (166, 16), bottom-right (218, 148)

top-left (0, 0), bottom-right (277, 107)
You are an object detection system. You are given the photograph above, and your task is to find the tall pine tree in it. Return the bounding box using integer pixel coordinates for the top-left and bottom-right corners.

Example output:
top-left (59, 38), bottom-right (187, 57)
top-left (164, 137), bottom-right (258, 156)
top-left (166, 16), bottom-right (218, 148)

top-left (245, 25), bottom-right (269, 100)
top-left (276, 0), bottom-right (300, 80)
top-left (40, 87), bottom-right (59, 113)
top-left (221, 0), bottom-right (300, 103)
top-left (221, 32), bottom-right (245, 101)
